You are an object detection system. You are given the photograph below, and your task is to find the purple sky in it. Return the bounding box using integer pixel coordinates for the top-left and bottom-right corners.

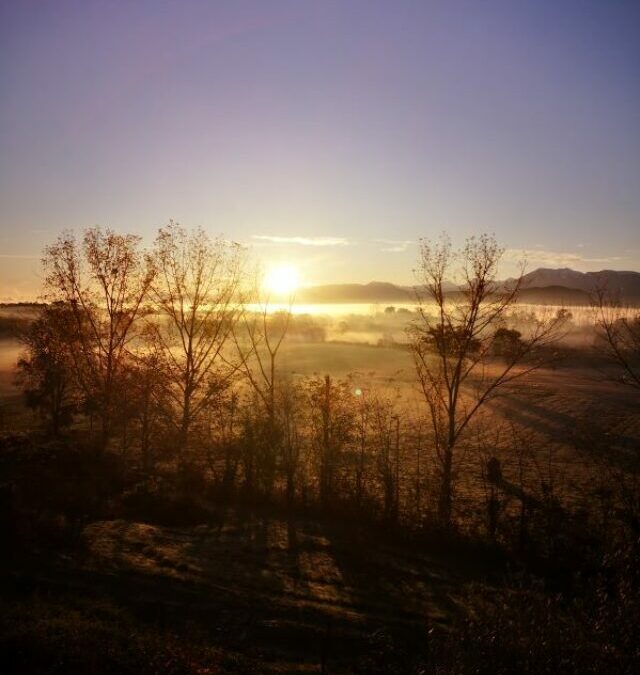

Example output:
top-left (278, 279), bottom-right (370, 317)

top-left (1, 0), bottom-right (639, 299)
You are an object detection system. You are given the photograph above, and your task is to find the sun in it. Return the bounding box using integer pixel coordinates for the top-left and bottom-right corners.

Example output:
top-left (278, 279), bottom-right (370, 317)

top-left (264, 264), bottom-right (300, 296)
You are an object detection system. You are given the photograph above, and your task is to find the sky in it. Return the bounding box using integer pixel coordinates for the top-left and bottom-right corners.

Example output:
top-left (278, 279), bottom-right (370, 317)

top-left (1, 0), bottom-right (639, 299)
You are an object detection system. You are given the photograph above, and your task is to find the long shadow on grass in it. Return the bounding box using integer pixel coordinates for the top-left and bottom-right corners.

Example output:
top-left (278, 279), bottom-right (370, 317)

top-left (311, 518), bottom-right (484, 670)
top-left (490, 394), bottom-right (640, 472)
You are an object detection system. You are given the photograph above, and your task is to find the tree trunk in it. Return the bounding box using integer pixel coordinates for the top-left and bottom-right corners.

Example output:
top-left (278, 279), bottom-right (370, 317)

top-left (180, 388), bottom-right (191, 453)
top-left (438, 448), bottom-right (453, 528)
top-left (286, 469), bottom-right (295, 507)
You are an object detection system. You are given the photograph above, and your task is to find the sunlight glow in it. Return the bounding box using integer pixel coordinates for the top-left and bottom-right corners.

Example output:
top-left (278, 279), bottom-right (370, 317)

top-left (264, 264), bottom-right (300, 296)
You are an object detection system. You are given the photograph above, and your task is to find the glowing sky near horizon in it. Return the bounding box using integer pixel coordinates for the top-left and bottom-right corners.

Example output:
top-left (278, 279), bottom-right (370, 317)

top-left (1, 0), bottom-right (639, 299)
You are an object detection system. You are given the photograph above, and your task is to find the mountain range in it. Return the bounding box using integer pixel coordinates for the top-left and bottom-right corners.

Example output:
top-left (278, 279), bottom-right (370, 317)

top-left (295, 268), bottom-right (640, 305)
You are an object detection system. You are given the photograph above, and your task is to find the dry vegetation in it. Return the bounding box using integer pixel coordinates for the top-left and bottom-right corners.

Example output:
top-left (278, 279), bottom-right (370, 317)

top-left (1, 226), bottom-right (639, 673)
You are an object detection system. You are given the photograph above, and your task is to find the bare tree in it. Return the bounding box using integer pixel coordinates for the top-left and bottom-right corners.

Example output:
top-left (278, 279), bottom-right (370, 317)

top-left (126, 349), bottom-right (173, 476)
top-left (587, 286), bottom-right (640, 539)
top-left (42, 227), bottom-right (153, 448)
top-left (593, 285), bottom-right (640, 390)
top-left (278, 376), bottom-right (304, 506)
top-left (307, 375), bottom-right (355, 508)
top-left (353, 389), bottom-right (371, 508)
top-left (369, 395), bottom-right (401, 524)
top-left (230, 273), bottom-right (298, 498)
top-left (147, 222), bottom-right (245, 454)
top-left (409, 234), bottom-right (565, 528)
top-left (233, 301), bottom-right (292, 427)
top-left (16, 303), bottom-right (79, 436)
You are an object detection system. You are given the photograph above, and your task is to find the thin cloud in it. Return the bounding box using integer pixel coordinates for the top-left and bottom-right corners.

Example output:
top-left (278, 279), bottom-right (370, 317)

top-left (505, 248), bottom-right (624, 267)
top-left (375, 238), bottom-right (414, 253)
top-left (251, 235), bottom-right (350, 247)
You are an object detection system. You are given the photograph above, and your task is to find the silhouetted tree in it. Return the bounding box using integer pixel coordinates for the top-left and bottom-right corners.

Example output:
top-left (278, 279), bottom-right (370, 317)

top-left (233, 280), bottom-right (296, 497)
top-left (491, 327), bottom-right (523, 358)
top-left (370, 397), bottom-right (401, 523)
top-left (16, 304), bottom-right (78, 435)
top-left (593, 286), bottom-right (640, 389)
top-left (307, 375), bottom-right (355, 508)
top-left (410, 234), bottom-right (565, 528)
top-left (353, 389), bottom-right (371, 508)
top-left (278, 376), bottom-right (305, 506)
top-left (42, 227), bottom-right (153, 448)
top-left (126, 350), bottom-right (172, 475)
top-left (234, 303), bottom-right (292, 430)
top-left (147, 222), bottom-right (245, 455)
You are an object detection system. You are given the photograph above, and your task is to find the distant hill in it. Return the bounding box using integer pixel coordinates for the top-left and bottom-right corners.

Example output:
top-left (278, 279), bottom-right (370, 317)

top-left (515, 268), bottom-right (640, 301)
top-left (296, 268), bottom-right (640, 305)
top-left (515, 285), bottom-right (591, 306)
top-left (4, 269), bottom-right (639, 307)
top-left (297, 282), bottom-right (412, 304)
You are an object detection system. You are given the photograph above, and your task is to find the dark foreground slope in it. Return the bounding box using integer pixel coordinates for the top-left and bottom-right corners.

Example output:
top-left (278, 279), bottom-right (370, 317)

top-left (1, 432), bottom-right (638, 675)
top-left (2, 511), bottom-right (471, 674)
top-left (3, 506), bottom-right (638, 674)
